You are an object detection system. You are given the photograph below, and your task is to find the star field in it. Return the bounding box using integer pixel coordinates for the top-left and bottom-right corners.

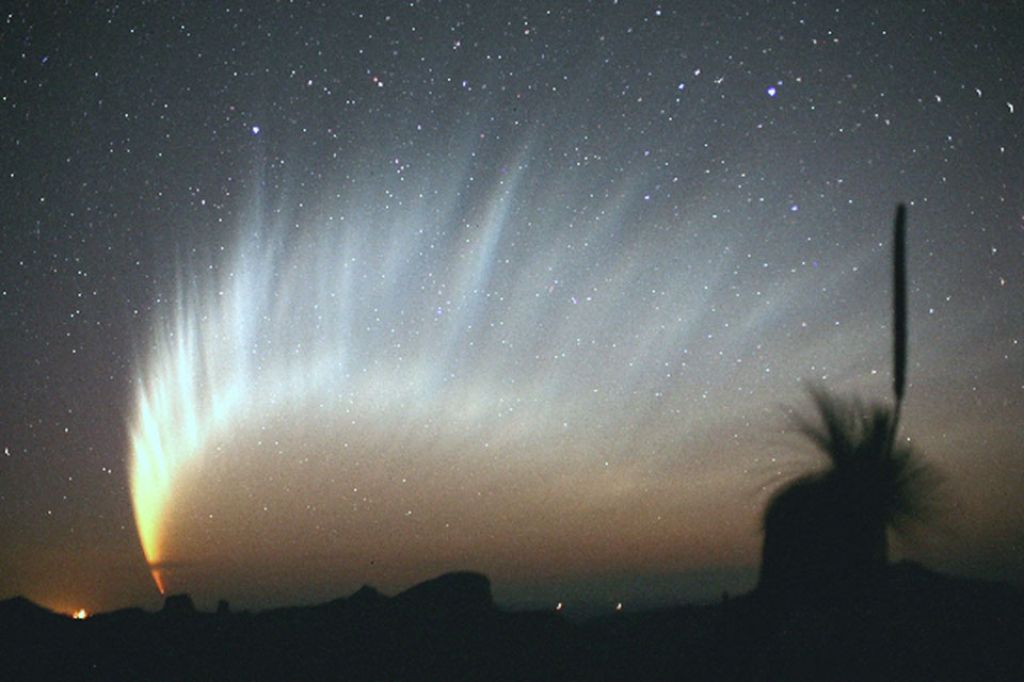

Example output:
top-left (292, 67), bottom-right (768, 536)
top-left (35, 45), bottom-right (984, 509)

top-left (1, 1), bottom-right (1021, 613)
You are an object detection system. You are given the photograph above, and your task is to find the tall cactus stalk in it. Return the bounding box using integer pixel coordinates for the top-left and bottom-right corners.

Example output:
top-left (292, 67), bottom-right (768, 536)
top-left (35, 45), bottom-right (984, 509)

top-left (890, 204), bottom-right (908, 446)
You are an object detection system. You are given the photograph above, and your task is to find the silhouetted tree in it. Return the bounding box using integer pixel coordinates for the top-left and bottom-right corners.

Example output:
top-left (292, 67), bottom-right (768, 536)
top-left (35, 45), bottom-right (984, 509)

top-left (759, 388), bottom-right (937, 594)
top-left (759, 205), bottom-right (937, 596)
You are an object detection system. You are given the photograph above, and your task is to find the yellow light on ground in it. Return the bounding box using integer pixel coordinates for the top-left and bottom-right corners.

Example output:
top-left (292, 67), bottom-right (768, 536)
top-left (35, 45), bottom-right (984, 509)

top-left (72, 609), bottom-right (88, 620)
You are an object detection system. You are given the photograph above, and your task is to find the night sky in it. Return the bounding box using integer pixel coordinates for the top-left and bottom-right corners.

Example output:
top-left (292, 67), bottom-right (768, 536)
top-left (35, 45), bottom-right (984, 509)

top-left (2, 1), bottom-right (1022, 616)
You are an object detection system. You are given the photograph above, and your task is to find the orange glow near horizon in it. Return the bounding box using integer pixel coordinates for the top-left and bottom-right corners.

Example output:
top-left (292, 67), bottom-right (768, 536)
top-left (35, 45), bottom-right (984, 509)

top-left (71, 609), bottom-right (88, 620)
top-left (152, 568), bottom-right (166, 595)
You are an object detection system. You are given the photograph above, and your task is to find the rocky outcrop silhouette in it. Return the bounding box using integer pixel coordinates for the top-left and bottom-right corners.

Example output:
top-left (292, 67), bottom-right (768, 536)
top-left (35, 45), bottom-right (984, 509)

top-left (161, 593), bottom-right (196, 615)
top-left (347, 584), bottom-right (385, 609)
top-left (0, 596), bottom-right (67, 626)
top-left (393, 570), bottom-right (494, 617)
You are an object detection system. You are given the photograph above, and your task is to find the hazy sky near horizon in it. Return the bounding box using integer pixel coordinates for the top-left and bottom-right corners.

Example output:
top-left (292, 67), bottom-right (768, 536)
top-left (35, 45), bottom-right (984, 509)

top-left (1, 1), bottom-right (1021, 615)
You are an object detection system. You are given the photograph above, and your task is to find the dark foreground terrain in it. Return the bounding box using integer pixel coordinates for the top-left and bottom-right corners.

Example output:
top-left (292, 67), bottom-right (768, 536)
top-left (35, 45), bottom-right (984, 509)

top-left (1, 563), bottom-right (1021, 681)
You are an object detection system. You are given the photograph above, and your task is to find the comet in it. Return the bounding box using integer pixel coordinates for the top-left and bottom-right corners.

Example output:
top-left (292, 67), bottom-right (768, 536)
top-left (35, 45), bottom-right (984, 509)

top-left (125, 135), bottom-right (853, 595)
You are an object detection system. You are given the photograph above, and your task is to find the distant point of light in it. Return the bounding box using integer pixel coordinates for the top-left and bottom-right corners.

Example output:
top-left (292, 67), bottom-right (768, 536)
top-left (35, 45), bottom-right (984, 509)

top-left (677, 82), bottom-right (685, 91)
top-left (251, 125), bottom-right (261, 135)
top-left (790, 204), bottom-right (799, 212)
top-left (71, 609), bottom-right (88, 620)
top-left (766, 86), bottom-right (777, 97)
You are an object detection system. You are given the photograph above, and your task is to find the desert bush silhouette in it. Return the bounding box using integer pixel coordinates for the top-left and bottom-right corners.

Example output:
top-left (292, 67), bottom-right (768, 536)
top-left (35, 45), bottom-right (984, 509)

top-left (758, 387), bottom-right (938, 595)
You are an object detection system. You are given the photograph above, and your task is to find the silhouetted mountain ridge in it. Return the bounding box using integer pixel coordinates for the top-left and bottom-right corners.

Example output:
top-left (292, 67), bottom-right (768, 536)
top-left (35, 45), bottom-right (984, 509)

top-left (0, 595), bottom-right (76, 638)
top-left (2, 566), bottom-right (1021, 681)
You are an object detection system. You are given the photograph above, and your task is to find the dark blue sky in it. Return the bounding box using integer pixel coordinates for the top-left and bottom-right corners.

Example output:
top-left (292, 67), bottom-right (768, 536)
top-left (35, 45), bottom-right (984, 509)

top-left (1, 1), bottom-right (1021, 614)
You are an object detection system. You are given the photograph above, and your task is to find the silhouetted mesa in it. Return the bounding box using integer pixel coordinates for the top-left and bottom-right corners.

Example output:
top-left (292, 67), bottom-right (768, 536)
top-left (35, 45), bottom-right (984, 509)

top-left (393, 570), bottom-right (495, 617)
